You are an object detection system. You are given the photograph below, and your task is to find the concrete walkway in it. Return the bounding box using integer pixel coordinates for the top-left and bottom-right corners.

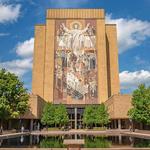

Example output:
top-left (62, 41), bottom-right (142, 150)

top-left (121, 130), bottom-right (150, 139)
top-left (31, 129), bottom-right (150, 140)
top-left (31, 129), bottom-right (124, 136)
top-left (0, 129), bottom-right (150, 139)
top-left (0, 132), bottom-right (30, 139)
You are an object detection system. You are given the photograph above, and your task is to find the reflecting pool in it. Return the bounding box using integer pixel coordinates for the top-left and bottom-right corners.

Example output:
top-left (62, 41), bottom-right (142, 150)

top-left (0, 134), bottom-right (150, 148)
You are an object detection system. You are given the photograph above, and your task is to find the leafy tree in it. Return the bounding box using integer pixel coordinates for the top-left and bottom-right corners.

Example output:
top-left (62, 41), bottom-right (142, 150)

top-left (41, 103), bottom-right (69, 128)
top-left (83, 104), bottom-right (109, 128)
top-left (97, 104), bottom-right (110, 127)
top-left (128, 84), bottom-right (150, 125)
top-left (83, 105), bottom-right (97, 128)
top-left (41, 103), bottom-right (55, 127)
top-left (54, 104), bottom-right (69, 127)
top-left (0, 69), bottom-right (29, 130)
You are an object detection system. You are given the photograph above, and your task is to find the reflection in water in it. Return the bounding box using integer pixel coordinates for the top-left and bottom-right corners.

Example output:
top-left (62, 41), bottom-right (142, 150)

top-left (134, 138), bottom-right (150, 148)
top-left (129, 136), bottom-right (134, 147)
top-left (0, 139), bottom-right (3, 147)
top-left (84, 136), bottom-right (111, 148)
top-left (20, 135), bottom-right (24, 143)
top-left (0, 135), bottom-right (150, 148)
top-left (40, 136), bottom-right (65, 148)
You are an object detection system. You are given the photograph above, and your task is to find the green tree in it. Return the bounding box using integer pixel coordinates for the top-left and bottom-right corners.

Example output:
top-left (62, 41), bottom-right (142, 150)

top-left (0, 69), bottom-right (29, 130)
top-left (83, 105), bottom-right (97, 128)
top-left (41, 103), bottom-right (55, 127)
top-left (128, 84), bottom-right (150, 125)
top-left (83, 104), bottom-right (109, 128)
top-left (54, 104), bottom-right (69, 127)
top-left (97, 104), bottom-right (110, 127)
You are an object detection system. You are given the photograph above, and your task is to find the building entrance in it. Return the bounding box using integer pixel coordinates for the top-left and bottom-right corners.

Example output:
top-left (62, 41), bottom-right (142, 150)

top-left (67, 108), bottom-right (84, 129)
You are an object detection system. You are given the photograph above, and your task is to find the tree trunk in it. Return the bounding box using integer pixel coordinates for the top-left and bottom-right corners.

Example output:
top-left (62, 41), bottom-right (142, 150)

top-left (8, 120), bottom-right (12, 130)
top-left (132, 120), bottom-right (135, 132)
top-left (0, 119), bottom-right (3, 134)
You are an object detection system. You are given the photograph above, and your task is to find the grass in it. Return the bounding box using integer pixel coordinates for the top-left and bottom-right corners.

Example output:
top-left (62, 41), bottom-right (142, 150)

top-left (85, 127), bottom-right (107, 131)
top-left (48, 127), bottom-right (60, 131)
top-left (46, 127), bottom-right (107, 131)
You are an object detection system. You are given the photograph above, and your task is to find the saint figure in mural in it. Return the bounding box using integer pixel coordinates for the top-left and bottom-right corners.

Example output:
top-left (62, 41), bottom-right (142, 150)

top-left (57, 22), bottom-right (96, 55)
top-left (61, 23), bottom-right (90, 55)
top-left (84, 26), bottom-right (96, 49)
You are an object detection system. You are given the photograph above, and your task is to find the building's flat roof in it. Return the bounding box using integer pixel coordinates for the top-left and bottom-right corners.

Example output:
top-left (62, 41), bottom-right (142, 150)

top-left (46, 9), bottom-right (105, 19)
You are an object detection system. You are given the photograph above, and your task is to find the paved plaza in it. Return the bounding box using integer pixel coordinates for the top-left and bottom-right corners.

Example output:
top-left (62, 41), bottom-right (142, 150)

top-left (0, 129), bottom-right (150, 139)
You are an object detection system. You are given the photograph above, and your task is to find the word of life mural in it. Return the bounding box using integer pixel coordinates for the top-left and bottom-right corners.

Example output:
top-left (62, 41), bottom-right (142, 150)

top-left (54, 20), bottom-right (98, 103)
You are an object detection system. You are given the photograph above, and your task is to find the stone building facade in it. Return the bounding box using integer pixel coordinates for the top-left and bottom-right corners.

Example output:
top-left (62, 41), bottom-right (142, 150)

top-left (26, 9), bottom-right (132, 129)
top-left (32, 9), bottom-right (120, 104)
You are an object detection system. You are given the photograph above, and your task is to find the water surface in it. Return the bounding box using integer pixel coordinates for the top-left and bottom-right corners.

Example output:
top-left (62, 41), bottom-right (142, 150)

top-left (0, 134), bottom-right (150, 148)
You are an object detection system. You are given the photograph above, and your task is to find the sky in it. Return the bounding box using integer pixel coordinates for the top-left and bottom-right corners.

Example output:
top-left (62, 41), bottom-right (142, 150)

top-left (0, 0), bottom-right (150, 94)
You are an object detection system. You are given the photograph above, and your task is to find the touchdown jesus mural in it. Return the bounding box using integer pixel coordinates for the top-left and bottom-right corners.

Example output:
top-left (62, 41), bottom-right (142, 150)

top-left (54, 20), bottom-right (98, 103)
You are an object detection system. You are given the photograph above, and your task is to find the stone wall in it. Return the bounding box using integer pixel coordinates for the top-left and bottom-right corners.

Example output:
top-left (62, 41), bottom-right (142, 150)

top-left (104, 94), bottom-right (132, 119)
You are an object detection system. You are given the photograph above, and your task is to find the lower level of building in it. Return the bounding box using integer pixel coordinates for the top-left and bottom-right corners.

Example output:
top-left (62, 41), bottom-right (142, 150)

top-left (2, 106), bottom-right (150, 131)
top-left (2, 118), bottom-right (150, 131)
top-left (2, 93), bottom-right (150, 131)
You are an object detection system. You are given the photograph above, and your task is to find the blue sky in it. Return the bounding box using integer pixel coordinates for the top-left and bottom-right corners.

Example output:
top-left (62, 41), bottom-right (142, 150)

top-left (0, 0), bottom-right (150, 94)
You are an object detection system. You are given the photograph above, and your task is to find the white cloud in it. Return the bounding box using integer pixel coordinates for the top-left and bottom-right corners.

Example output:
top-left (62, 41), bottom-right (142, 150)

top-left (0, 37), bottom-right (34, 77)
top-left (0, 3), bottom-right (21, 23)
top-left (120, 70), bottom-right (150, 90)
top-left (16, 38), bottom-right (34, 58)
top-left (106, 14), bottom-right (150, 53)
top-left (0, 58), bottom-right (32, 76)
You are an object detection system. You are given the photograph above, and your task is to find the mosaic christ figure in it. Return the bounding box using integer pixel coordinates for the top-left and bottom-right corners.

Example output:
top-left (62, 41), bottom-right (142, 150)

top-left (61, 23), bottom-right (90, 56)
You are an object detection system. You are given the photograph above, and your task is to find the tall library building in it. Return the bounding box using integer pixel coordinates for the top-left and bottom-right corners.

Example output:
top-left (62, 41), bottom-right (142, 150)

top-left (5, 9), bottom-right (142, 130)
